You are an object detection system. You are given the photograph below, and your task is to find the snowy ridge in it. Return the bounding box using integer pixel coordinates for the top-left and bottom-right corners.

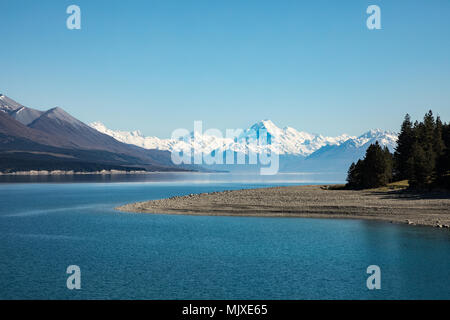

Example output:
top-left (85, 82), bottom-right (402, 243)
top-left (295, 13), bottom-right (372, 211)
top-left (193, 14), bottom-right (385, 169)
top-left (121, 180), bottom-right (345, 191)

top-left (0, 94), bottom-right (24, 113)
top-left (90, 120), bottom-right (397, 157)
top-left (241, 120), bottom-right (354, 155)
top-left (352, 128), bottom-right (398, 150)
top-left (90, 122), bottom-right (176, 150)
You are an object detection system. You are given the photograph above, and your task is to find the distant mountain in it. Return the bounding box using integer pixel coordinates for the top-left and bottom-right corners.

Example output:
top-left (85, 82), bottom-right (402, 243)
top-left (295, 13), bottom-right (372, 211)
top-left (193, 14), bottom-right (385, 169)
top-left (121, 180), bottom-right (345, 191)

top-left (9, 106), bottom-right (43, 125)
top-left (91, 120), bottom-right (398, 175)
top-left (293, 129), bottom-right (398, 172)
top-left (90, 122), bottom-right (175, 151)
top-left (307, 129), bottom-right (398, 160)
top-left (0, 94), bottom-right (191, 173)
top-left (29, 107), bottom-right (145, 153)
top-left (4, 92), bottom-right (399, 176)
top-left (0, 94), bottom-right (23, 113)
top-left (0, 108), bottom-right (66, 147)
top-left (91, 119), bottom-right (353, 157)
top-left (240, 120), bottom-right (353, 156)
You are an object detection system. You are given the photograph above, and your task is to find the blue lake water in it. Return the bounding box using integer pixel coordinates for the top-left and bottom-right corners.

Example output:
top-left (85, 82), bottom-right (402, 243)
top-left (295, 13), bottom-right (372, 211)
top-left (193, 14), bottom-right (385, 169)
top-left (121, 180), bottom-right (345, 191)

top-left (0, 173), bottom-right (449, 299)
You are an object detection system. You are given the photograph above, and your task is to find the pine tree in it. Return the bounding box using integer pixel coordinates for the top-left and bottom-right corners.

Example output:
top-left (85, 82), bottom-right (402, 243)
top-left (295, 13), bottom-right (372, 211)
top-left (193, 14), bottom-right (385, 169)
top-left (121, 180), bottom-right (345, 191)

top-left (431, 116), bottom-right (445, 184)
top-left (394, 114), bottom-right (415, 180)
top-left (354, 160), bottom-right (364, 187)
top-left (410, 143), bottom-right (430, 188)
top-left (434, 116), bottom-right (445, 158)
top-left (422, 110), bottom-right (435, 146)
top-left (347, 110), bottom-right (449, 190)
top-left (362, 142), bottom-right (391, 188)
top-left (436, 122), bottom-right (450, 188)
top-left (346, 159), bottom-right (364, 189)
top-left (346, 162), bottom-right (357, 187)
top-left (383, 146), bottom-right (393, 183)
top-left (346, 142), bottom-right (392, 189)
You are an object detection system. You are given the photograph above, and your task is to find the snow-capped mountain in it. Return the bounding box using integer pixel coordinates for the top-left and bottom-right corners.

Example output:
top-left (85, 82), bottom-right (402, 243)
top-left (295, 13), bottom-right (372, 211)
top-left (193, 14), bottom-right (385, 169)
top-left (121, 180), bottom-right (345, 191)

top-left (307, 129), bottom-right (398, 161)
top-left (90, 120), bottom-right (398, 174)
top-left (90, 122), bottom-right (178, 151)
top-left (90, 120), bottom-right (355, 157)
top-left (296, 128), bottom-right (398, 173)
top-left (351, 129), bottom-right (398, 151)
top-left (0, 93), bottom-right (25, 113)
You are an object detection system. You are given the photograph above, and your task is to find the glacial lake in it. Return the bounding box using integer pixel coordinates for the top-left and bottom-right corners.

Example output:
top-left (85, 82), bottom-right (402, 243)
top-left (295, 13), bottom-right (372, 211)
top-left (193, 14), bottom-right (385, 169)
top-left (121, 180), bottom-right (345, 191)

top-left (0, 173), bottom-right (449, 299)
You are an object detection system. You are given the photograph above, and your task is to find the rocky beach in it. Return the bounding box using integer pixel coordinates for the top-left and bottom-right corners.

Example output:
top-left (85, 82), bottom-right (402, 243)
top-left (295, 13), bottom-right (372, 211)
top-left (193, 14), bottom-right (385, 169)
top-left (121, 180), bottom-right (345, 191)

top-left (117, 185), bottom-right (450, 228)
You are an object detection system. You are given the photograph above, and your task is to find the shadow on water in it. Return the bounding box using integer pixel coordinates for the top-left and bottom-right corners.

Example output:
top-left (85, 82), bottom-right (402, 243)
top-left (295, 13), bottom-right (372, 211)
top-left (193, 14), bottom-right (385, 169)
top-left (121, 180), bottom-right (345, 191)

top-left (0, 172), bottom-right (346, 184)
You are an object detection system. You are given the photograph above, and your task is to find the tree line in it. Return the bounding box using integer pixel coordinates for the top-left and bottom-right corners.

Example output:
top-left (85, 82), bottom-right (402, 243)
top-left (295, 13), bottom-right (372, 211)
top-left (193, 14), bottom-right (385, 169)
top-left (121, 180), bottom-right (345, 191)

top-left (346, 111), bottom-right (450, 189)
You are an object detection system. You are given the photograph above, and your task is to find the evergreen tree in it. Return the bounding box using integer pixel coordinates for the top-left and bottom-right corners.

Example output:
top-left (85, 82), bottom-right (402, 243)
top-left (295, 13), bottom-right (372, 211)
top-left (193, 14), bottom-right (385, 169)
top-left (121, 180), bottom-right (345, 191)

top-left (436, 122), bottom-right (450, 188)
top-left (434, 116), bottom-right (445, 157)
top-left (383, 146), bottom-right (393, 183)
top-left (362, 142), bottom-right (391, 188)
top-left (431, 116), bottom-right (445, 184)
top-left (394, 114), bottom-right (415, 180)
top-left (354, 160), bottom-right (364, 187)
top-left (347, 110), bottom-right (449, 190)
top-left (346, 162), bottom-right (357, 187)
top-left (346, 142), bottom-right (392, 189)
top-left (421, 111), bottom-right (438, 184)
top-left (410, 142), bottom-right (430, 188)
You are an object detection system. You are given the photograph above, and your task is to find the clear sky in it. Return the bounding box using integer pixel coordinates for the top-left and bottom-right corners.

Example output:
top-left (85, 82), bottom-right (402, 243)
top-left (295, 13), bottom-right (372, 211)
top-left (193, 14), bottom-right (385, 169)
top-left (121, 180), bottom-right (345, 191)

top-left (1, 0), bottom-right (450, 137)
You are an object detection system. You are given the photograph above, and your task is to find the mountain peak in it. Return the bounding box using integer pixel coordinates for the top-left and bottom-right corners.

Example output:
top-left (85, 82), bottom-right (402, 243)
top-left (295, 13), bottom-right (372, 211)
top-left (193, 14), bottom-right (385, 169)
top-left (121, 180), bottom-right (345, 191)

top-left (9, 106), bottom-right (43, 125)
top-left (48, 106), bottom-right (66, 114)
top-left (261, 119), bottom-right (274, 125)
top-left (252, 119), bottom-right (276, 127)
top-left (90, 121), bottom-right (107, 130)
top-left (358, 128), bottom-right (397, 139)
top-left (351, 128), bottom-right (398, 151)
top-left (249, 119), bottom-right (282, 136)
top-left (0, 94), bottom-right (24, 112)
top-left (41, 106), bottom-right (83, 126)
top-left (90, 120), bottom-right (399, 159)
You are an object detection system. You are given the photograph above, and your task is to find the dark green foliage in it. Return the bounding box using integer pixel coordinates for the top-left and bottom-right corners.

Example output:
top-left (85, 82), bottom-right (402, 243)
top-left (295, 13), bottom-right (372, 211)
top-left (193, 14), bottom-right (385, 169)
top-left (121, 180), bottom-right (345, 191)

top-left (409, 142), bottom-right (431, 188)
top-left (436, 123), bottom-right (450, 189)
top-left (351, 110), bottom-right (449, 190)
top-left (346, 162), bottom-right (359, 187)
top-left (383, 146), bottom-right (393, 182)
top-left (434, 116), bottom-right (445, 158)
top-left (400, 111), bottom-right (447, 188)
top-left (346, 142), bottom-right (392, 189)
top-left (394, 114), bottom-right (414, 180)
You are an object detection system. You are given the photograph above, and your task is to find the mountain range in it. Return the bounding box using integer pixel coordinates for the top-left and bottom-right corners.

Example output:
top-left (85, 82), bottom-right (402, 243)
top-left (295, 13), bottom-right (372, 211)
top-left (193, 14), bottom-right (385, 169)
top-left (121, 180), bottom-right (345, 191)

top-left (90, 120), bottom-right (398, 174)
top-left (0, 93), bottom-right (398, 175)
top-left (0, 94), bottom-right (189, 173)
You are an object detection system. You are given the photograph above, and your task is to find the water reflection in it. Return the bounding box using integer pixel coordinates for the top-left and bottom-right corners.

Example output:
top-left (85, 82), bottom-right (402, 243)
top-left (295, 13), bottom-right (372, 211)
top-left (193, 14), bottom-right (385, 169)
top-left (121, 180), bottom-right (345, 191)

top-left (0, 172), bottom-right (345, 184)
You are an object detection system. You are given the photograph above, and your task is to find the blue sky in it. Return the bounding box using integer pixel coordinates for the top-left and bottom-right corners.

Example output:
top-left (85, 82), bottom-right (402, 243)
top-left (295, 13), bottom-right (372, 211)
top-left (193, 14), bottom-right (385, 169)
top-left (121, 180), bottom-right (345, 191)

top-left (1, 0), bottom-right (450, 137)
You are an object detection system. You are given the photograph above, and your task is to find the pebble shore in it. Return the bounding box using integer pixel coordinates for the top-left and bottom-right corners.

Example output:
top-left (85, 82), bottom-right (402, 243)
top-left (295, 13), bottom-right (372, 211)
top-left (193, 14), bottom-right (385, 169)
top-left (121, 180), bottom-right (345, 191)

top-left (117, 185), bottom-right (450, 228)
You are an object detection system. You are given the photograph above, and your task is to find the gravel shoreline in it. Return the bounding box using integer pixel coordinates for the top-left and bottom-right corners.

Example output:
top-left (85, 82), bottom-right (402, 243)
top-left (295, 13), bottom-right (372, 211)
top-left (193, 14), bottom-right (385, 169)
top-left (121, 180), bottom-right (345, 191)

top-left (116, 185), bottom-right (450, 228)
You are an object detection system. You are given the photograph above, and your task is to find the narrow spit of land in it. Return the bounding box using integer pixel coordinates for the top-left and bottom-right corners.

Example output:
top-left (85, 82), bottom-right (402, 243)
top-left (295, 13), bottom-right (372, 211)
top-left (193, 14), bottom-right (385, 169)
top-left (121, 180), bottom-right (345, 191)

top-left (116, 185), bottom-right (450, 228)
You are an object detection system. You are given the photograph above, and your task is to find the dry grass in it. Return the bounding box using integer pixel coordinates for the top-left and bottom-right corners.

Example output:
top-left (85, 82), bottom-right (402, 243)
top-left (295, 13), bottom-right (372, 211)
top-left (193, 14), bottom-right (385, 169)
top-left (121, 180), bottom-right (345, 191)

top-left (372, 180), bottom-right (409, 192)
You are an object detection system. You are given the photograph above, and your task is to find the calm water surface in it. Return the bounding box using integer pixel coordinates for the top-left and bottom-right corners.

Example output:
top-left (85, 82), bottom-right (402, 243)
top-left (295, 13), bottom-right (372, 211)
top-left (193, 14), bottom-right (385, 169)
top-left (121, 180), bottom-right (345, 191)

top-left (0, 174), bottom-right (449, 299)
